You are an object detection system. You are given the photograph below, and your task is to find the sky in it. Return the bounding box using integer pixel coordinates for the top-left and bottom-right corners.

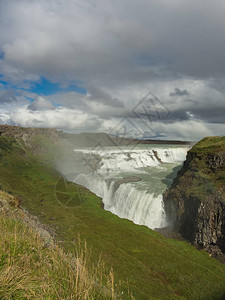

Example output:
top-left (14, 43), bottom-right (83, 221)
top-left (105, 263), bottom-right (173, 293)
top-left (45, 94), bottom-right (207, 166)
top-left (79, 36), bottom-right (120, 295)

top-left (0, 0), bottom-right (225, 141)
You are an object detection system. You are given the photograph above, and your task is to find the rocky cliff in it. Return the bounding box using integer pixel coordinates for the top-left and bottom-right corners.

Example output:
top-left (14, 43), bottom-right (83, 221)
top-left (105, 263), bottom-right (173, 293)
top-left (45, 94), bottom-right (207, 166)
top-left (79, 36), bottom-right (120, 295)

top-left (163, 136), bottom-right (225, 257)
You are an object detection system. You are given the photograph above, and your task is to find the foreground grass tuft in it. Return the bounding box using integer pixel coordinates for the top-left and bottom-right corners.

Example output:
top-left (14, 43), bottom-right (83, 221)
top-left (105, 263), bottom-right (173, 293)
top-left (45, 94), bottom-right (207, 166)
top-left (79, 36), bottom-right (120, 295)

top-left (0, 195), bottom-right (125, 299)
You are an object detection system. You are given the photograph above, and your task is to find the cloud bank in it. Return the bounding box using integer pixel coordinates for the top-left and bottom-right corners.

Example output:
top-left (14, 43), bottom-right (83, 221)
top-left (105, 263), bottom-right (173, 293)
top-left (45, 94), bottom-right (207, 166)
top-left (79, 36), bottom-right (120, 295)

top-left (0, 0), bottom-right (225, 140)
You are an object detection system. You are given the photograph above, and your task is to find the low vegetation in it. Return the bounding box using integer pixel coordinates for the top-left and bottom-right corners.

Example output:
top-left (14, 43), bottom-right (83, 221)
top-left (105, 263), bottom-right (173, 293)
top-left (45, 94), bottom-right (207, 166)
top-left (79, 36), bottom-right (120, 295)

top-left (171, 136), bottom-right (225, 203)
top-left (0, 191), bottom-right (124, 299)
top-left (191, 136), bottom-right (225, 152)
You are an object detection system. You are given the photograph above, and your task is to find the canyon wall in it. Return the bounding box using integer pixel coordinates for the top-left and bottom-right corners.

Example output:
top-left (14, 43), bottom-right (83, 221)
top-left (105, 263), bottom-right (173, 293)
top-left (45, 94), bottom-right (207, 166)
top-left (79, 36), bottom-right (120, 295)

top-left (163, 137), bottom-right (225, 257)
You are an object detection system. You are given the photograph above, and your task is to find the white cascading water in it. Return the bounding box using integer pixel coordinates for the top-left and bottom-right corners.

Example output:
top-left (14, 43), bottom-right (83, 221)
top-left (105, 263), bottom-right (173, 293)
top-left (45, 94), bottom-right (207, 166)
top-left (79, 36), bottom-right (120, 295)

top-left (73, 147), bottom-right (188, 171)
top-left (73, 146), bottom-right (189, 229)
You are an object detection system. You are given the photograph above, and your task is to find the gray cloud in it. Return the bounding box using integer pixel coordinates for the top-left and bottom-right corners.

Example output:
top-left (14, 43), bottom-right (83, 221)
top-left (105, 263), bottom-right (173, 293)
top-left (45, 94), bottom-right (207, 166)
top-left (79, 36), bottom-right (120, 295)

top-left (0, 89), bottom-right (17, 103)
top-left (87, 86), bottom-right (124, 107)
top-left (45, 87), bottom-right (128, 120)
top-left (170, 88), bottom-right (189, 97)
top-left (1, 0), bottom-right (225, 86)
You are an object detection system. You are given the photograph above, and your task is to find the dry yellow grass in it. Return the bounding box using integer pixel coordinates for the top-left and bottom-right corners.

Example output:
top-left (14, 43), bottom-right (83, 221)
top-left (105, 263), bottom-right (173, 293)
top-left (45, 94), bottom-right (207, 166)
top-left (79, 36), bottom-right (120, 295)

top-left (0, 191), bottom-right (131, 299)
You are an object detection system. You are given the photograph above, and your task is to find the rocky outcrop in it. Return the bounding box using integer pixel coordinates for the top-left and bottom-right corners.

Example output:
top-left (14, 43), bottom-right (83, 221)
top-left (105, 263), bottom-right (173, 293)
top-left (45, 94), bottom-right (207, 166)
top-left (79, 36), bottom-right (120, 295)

top-left (195, 200), bottom-right (225, 254)
top-left (0, 125), bottom-right (64, 155)
top-left (163, 137), bottom-right (225, 257)
top-left (0, 125), bottom-right (62, 140)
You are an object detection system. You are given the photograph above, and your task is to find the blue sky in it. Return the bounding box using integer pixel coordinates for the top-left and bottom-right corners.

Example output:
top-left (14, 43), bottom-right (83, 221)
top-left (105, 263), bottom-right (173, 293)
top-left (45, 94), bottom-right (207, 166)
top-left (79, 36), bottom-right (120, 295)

top-left (29, 77), bottom-right (86, 96)
top-left (0, 75), bottom-right (86, 98)
top-left (0, 0), bottom-right (225, 140)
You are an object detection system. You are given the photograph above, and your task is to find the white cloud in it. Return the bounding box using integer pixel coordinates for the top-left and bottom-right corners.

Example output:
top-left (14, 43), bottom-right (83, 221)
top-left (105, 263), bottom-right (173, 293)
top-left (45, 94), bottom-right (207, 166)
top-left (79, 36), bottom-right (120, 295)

top-left (100, 118), bottom-right (215, 141)
top-left (150, 120), bottom-right (213, 141)
top-left (0, 96), bottom-right (223, 141)
top-left (10, 106), bottom-right (101, 132)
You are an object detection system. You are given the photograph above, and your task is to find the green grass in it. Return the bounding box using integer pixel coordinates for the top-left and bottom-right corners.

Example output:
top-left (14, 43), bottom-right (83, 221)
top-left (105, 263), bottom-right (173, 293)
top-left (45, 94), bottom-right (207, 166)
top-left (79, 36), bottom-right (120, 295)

top-left (176, 136), bottom-right (225, 202)
top-left (0, 198), bottom-right (121, 299)
top-left (1, 133), bottom-right (225, 299)
top-left (190, 136), bottom-right (225, 153)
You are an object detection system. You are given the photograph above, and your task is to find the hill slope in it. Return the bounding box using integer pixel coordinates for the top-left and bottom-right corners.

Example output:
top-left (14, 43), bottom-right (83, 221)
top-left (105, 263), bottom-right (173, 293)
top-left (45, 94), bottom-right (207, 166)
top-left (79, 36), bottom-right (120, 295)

top-left (0, 190), bottom-right (118, 299)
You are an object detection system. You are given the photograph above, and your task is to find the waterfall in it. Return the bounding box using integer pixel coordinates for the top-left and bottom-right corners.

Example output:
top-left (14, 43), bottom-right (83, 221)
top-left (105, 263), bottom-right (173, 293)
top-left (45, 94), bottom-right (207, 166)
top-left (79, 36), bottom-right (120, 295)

top-left (75, 173), bottom-right (166, 229)
top-left (73, 147), bottom-right (188, 172)
top-left (72, 146), bottom-right (189, 229)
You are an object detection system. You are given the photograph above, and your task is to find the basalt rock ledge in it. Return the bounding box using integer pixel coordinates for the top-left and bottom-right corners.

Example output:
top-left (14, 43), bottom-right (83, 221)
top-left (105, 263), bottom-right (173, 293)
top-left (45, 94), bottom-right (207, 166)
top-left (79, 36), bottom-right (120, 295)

top-left (163, 136), bottom-right (225, 257)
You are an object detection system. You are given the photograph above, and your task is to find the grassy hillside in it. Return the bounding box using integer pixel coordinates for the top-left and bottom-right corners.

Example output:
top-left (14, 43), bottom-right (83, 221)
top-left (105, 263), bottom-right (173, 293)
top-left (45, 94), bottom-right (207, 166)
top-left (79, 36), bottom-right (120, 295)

top-left (0, 191), bottom-right (119, 299)
top-left (169, 136), bottom-right (225, 203)
top-left (1, 127), bottom-right (225, 299)
top-left (191, 136), bottom-right (225, 151)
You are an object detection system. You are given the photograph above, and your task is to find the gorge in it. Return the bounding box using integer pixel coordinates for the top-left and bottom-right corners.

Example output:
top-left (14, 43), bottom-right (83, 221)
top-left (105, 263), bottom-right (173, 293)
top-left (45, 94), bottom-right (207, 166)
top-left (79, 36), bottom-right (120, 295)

top-left (71, 145), bottom-right (190, 229)
top-left (1, 125), bottom-right (225, 298)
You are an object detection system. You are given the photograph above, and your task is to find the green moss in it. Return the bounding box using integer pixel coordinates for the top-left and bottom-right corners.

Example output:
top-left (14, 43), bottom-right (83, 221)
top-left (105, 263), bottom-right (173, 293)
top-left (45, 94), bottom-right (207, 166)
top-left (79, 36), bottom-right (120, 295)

top-left (173, 136), bottom-right (225, 203)
top-left (190, 136), bottom-right (225, 153)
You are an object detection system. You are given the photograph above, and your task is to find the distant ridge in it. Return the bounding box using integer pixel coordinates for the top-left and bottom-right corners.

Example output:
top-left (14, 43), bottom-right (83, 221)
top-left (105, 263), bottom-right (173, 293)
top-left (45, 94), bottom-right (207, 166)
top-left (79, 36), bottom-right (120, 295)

top-left (0, 125), bottom-right (192, 146)
top-left (62, 130), bottom-right (192, 147)
top-left (130, 138), bottom-right (192, 145)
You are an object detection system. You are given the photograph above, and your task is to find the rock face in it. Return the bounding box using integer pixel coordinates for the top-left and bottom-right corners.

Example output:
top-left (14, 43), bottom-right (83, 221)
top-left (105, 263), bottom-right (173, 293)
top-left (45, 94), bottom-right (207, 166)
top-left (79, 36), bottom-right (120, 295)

top-left (0, 125), bottom-right (62, 140)
top-left (163, 137), bottom-right (225, 256)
